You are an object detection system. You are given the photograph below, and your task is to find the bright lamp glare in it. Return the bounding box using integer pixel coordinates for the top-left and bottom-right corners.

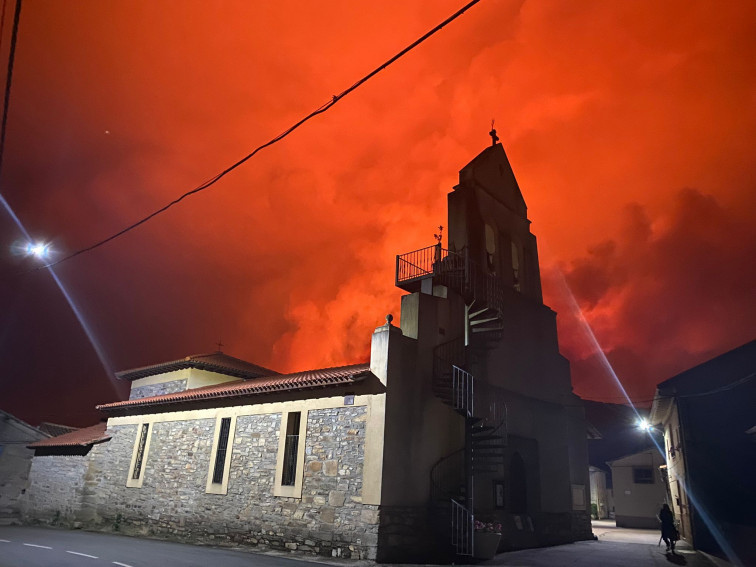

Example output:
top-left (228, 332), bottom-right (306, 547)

top-left (25, 241), bottom-right (50, 259)
top-left (638, 418), bottom-right (651, 431)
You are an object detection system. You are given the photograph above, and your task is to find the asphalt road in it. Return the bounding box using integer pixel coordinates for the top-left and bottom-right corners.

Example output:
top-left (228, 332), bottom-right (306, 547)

top-left (0, 524), bottom-right (726, 567)
top-left (0, 526), bottom-right (327, 567)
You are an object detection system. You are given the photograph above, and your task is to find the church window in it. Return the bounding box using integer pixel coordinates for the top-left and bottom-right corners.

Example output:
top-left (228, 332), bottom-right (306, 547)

top-left (127, 422), bottom-right (152, 488)
top-left (212, 418), bottom-right (231, 484)
top-left (274, 409), bottom-right (308, 498)
top-left (132, 424), bottom-right (149, 479)
top-left (485, 224), bottom-right (496, 273)
top-left (281, 412), bottom-right (301, 486)
top-left (511, 242), bottom-right (521, 292)
top-left (206, 414), bottom-right (237, 494)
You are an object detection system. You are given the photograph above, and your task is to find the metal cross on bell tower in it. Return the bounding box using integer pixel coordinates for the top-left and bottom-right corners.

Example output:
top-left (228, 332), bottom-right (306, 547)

top-left (489, 119), bottom-right (499, 146)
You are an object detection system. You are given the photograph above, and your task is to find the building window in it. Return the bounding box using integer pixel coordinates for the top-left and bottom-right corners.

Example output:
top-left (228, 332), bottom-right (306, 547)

top-left (281, 412), bottom-right (301, 486)
top-left (274, 409), bottom-right (308, 498)
top-left (127, 422), bottom-right (152, 488)
top-left (633, 467), bottom-right (654, 484)
top-left (212, 417), bottom-right (231, 484)
top-left (132, 424), bottom-right (149, 479)
top-left (206, 414), bottom-right (237, 495)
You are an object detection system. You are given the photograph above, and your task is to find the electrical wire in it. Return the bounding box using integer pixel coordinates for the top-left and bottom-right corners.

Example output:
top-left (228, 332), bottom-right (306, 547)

top-left (34, 0), bottom-right (484, 271)
top-left (0, 0), bottom-right (20, 183)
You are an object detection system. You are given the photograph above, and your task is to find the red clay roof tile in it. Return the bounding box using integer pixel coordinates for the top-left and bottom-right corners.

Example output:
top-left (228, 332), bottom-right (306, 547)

top-left (116, 352), bottom-right (278, 381)
top-left (28, 422), bottom-right (110, 448)
top-left (98, 363), bottom-right (371, 413)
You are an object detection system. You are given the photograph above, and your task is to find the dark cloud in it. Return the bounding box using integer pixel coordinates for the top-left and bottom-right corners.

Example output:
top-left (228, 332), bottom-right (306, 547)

top-left (547, 188), bottom-right (756, 403)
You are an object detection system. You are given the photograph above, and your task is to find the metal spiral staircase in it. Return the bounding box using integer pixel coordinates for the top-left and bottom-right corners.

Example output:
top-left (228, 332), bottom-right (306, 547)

top-left (396, 244), bottom-right (510, 557)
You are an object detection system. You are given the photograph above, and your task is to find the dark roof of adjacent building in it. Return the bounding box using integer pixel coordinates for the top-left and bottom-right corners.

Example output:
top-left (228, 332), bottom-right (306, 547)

top-left (99, 363), bottom-right (372, 413)
top-left (28, 423), bottom-right (109, 449)
top-left (656, 340), bottom-right (755, 393)
top-left (0, 410), bottom-right (49, 443)
top-left (651, 340), bottom-right (755, 424)
top-left (38, 422), bottom-right (78, 437)
top-left (116, 351), bottom-right (279, 381)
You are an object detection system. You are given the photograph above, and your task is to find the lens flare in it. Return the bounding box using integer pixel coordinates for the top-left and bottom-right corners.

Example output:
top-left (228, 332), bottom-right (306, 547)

top-left (553, 266), bottom-right (743, 566)
top-left (26, 241), bottom-right (51, 259)
top-left (1, 192), bottom-right (118, 392)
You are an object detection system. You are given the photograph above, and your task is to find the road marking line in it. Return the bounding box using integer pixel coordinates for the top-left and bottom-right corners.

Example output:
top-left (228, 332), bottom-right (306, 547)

top-left (113, 562), bottom-right (135, 567)
top-left (23, 543), bottom-right (53, 549)
top-left (0, 539), bottom-right (11, 542)
top-left (67, 550), bottom-right (99, 559)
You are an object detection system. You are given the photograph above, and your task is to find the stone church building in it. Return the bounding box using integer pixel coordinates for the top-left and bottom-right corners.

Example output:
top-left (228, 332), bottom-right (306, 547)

top-left (22, 141), bottom-right (591, 561)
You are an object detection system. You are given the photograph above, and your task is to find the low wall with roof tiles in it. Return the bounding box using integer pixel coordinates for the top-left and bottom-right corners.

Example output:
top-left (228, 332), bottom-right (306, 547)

top-left (23, 406), bottom-right (379, 559)
top-left (24, 455), bottom-right (88, 524)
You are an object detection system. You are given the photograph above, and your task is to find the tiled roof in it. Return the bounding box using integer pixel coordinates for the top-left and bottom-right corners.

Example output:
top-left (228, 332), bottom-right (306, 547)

top-left (116, 351), bottom-right (279, 381)
top-left (98, 363), bottom-right (372, 413)
top-left (28, 423), bottom-right (110, 448)
top-left (38, 422), bottom-right (78, 437)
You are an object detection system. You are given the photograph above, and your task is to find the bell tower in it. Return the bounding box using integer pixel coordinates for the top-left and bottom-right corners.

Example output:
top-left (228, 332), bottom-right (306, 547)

top-left (447, 138), bottom-right (543, 303)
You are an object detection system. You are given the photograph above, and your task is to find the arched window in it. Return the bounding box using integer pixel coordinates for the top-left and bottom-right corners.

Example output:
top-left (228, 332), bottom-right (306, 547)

top-left (485, 224), bottom-right (496, 273)
top-left (511, 242), bottom-right (521, 292)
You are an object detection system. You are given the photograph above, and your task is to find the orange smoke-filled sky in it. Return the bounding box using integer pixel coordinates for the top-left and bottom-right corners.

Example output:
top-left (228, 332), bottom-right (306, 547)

top-left (1, 0), bottom-right (754, 426)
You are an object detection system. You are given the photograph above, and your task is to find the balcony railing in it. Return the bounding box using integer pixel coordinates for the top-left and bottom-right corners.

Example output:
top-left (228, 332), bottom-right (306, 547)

top-left (395, 244), bottom-right (452, 285)
top-left (396, 245), bottom-right (506, 316)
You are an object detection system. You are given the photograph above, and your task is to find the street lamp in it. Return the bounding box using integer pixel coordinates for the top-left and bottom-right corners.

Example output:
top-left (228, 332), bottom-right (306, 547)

top-left (25, 241), bottom-right (51, 259)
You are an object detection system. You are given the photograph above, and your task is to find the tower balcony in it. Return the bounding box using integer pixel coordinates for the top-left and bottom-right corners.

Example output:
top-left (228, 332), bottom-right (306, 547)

top-left (395, 244), bottom-right (465, 293)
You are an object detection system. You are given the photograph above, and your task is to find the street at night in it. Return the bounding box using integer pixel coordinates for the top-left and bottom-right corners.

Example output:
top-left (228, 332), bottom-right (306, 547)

top-left (0, 1), bottom-right (754, 566)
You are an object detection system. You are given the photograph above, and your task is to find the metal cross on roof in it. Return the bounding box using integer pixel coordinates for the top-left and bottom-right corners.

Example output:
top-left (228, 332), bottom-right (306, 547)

top-left (489, 119), bottom-right (499, 146)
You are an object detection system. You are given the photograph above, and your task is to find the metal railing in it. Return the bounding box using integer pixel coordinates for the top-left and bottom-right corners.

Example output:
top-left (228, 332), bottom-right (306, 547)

top-left (395, 244), bottom-right (450, 284)
top-left (451, 498), bottom-right (474, 556)
top-left (430, 449), bottom-right (464, 502)
top-left (396, 245), bottom-right (506, 317)
top-left (432, 337), bottom-right (472, 416)
top-left (452, 365), bottom-right (474, 417)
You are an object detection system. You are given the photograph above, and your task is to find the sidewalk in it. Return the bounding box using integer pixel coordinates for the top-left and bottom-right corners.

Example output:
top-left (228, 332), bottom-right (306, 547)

top-left (479, 520), bottom-right (717, 567)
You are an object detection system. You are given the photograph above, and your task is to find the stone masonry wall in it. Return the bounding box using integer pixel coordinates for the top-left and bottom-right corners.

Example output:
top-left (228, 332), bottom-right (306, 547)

top-left (128, 379), bottom-right (187, 400)
top-left (25, 406), bottom-right (378, 559)
top-left (24, 456), bottom-right (88, 524)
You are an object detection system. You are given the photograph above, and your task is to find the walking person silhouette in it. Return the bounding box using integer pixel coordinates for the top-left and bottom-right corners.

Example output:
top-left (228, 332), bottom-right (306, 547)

top-left (659, 503), bottom-right (677, 553)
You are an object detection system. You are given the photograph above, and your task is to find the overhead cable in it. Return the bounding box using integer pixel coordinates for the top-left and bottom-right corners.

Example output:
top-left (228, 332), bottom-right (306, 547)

top-left (37, 0), bottom-right (484, 270)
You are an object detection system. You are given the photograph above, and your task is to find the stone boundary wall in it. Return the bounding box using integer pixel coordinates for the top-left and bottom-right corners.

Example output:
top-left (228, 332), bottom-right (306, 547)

top-left (23, 406), bottom-right (379, 559)
top-left (24, 455), bottom-right (88, 524)
top-left (128, 379), bottom-right (187, 400)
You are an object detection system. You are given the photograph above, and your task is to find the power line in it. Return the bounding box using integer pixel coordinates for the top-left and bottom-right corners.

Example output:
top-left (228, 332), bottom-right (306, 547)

top-left (0, 0), bottom-right (21, 183)
top-left (35, 0), bottom-right (484, 271)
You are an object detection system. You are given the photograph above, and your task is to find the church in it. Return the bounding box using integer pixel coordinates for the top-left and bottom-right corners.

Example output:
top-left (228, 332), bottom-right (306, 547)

top-left (22, 140), bottom-right (592, 562)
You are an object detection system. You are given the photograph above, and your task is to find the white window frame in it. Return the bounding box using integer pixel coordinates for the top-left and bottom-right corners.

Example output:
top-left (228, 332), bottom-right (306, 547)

top-left (126, 421), bottom-right (153, 488)
top-left (273, 409), bottom-right (308, 498)
top-left (205, 414), bottom-right (237, 495)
